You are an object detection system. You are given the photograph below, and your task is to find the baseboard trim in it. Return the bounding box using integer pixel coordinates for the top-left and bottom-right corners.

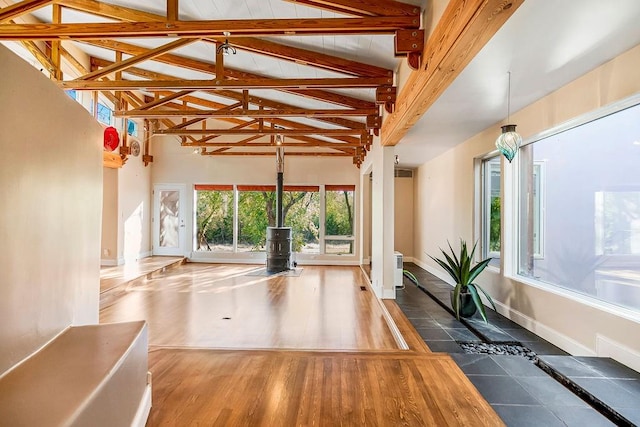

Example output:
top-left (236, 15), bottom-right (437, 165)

top-left (100, 259), bottom-right (118, 267)
top-left (382, 287), bottom-right (396, 299)
top-left (131, 382), bottom-right (152, 427)
top-left (376, 297), bottom-right (409, 350)
top-left (492, 300), bottom-right (596, 356)
top-left (596, 335), bottom-right (640, 373)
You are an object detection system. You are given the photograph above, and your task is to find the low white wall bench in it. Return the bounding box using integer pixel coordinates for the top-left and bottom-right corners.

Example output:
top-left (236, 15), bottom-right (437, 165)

top-left (0, 321), bottom-right (151, 427)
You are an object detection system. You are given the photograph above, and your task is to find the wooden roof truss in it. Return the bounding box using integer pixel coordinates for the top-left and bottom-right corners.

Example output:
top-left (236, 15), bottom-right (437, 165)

top-left (0, 0), bottom-right (424, 166)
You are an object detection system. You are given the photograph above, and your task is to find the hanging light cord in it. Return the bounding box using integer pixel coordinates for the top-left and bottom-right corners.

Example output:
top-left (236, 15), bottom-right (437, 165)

top-left (507, 71), bottom-right (512, 123)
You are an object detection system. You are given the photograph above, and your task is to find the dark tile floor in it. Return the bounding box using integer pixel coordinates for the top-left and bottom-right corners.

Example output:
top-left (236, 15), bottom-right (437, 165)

top-left (397, 263), bottom-right (640, 427)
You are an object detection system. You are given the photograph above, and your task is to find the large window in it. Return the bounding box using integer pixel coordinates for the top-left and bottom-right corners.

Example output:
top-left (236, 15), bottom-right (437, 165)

top-left (194, 185), bottom-right (349, 255)
top-left (325, 185), bottom-right (355, 255)
top-left (517, 102), bottom-right (640, 312)
top-left (195, 185), bottom-right (234, 252)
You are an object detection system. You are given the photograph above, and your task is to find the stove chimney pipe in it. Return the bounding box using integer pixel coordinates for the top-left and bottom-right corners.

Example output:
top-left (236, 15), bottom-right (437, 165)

top-left (276, 146), bottom-right (284, 228)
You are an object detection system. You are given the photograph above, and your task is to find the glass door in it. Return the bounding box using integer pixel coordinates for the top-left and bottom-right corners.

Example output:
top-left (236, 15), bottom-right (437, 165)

top-left (153, 184), bottom-right (186, 256)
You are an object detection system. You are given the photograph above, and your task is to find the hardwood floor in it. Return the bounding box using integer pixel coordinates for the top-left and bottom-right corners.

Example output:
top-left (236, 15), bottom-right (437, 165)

top-left (101, 264), bottom-right (398, 350)
top-left (100, 256), bottom-right (185, 293)
top-left (147, 349), bottom-right (502, 426)
top-left (99, 262), bottom-right (504, 426)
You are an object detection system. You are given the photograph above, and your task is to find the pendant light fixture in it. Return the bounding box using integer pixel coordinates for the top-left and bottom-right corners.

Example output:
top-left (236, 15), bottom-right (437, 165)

top-left (495, 71), bottom-right (522, 163)
top-left (216, 31), bottom-right (237, 56)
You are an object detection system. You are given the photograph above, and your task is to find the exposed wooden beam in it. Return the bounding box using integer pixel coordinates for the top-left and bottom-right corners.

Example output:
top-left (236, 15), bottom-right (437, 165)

top-left (92, 60), bottom-right (368, 130)
top-left (58, 0), bottom-right (161, 21)
top-left (214, 37), bottom-right (392, 78)
top-left (60, 76), bottom-right (391, 91)
top-left (50, 4), bottom-right (61, 80)
top-left (202, 151), bottom-right (352, 157)
top-left (167, 0), bottom-right (178, 21)
top-left (89, 59), bottom-right (364, 145)
top-left (0, 17), bottom-right (419, 40)
top-left (84, 40), bottom-right (376, 110)
top-left (19, 40), bottom-right (55, 73)
top-left (117, 108), bottom-right (376, 119)
top-left (57, 0), bottom-right (389, 77)
top-left (78, 38), bottom-right (197, 80)
top-left (381, 0), bottom-right (524, 146)
top-left (155, 128), bottom-right (364, 136)
top-left (0, 0), bottom-right (52, 24)
top-left (184, 141), bottom-right (360, 148)
top-left (283, 0), bottom-right (420, 17)
top-left (135, 90), bottom-right (194, 110)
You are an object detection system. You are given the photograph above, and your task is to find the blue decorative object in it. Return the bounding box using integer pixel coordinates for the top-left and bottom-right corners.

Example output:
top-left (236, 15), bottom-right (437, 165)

top-left (495, 124), bottom-right (522, 163)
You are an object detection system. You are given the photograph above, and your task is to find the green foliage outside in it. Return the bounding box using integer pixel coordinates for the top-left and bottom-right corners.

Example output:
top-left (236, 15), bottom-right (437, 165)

top-left (489, 196), bottom-right (501, 252)
top-left (325, 191), bottom-right (354, 236)
top-left (197, 189), bottom-right (323, 252)
top-left (196, 190), bottom-right (233, 251)
top-left (325, 190), bottom-right (354, 254)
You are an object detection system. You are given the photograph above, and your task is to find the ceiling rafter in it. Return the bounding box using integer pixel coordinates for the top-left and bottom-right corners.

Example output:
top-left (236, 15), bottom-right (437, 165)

top-left (59, 76), bottom-right (391, 91)
top-left (77, 38), bottom-right (198, 80)
top-left (144, 93), bottom-right (363, 147)
top-left (209, 37), bottom-right (392, 78)
top-left (55, 0), bottom-right (392, 77)
top-left (82, 39), bottom-right (377, 110)
top-left (0, 16), bottom-right (419, 40)
top-left (0, 0), bottom-right (52, 24)
top-left (92, 57), bottom-right (369, 132)
top-left (136, 90), bottom-right (195, 111)
top-left (282, 0), bottom-right (420, 17)
top-left (201, 151), bottom-right (353, 157)
top-left (155, 128), bottom-right (364, 136)
top-left (117, 108), bottom-right (376, 119)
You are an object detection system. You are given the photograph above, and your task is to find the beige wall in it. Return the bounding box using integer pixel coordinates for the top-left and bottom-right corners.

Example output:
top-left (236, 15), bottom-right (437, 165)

top-left (413, 43), bottom-right (640, 370)
top-left (118, 147), bottom-right (152, 262)
top-left (394, 174), bottom-right (414, 258)
top-left (0, 45), bottom-right (103, 375)
top-left (101, 167), bottom-right (118, 263)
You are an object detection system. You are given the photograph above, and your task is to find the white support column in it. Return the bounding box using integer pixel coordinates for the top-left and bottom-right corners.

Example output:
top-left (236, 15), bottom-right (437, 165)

top-left (370, 141), bottom-right (396, 299)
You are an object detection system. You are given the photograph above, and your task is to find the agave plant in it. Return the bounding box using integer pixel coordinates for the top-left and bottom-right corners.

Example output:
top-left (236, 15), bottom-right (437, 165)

top-left (429, 240), bottom-right (496, 322)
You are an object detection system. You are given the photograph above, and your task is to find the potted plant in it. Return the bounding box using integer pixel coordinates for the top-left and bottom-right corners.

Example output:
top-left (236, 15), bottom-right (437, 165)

top-left (430, 240), bottom-right (496, 322)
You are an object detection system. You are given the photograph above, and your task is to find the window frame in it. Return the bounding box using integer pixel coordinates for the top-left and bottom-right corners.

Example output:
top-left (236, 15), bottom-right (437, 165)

top-left (505, 93), bottom-right (640, 319)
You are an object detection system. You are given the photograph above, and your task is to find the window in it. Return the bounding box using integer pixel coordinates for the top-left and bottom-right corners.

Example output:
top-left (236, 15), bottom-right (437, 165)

top-left (127, 120), bottom-right (138, 137)
top-left (325, 185), bottom-right (355, 255)
top-left (195, 186), bottom-right (234, 252)
top-left (481, 156), bottom-right (501, 267)
top-left (283, 187), bottom-right (320, 254)
top-left (517, 102), bottom-right (640, 312)
top-left (65, 89), bottom-right (77, 101)
top-left (193, 184), bottom-right (353, 256)
top-left (237, 187), bottom-right (274, 252)
top-left (96, 102), bottom-right (113, 126)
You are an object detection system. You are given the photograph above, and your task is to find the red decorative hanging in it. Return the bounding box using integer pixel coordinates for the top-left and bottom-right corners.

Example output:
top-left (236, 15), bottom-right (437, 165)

top-left (103, 126), bottom-right (120, 152)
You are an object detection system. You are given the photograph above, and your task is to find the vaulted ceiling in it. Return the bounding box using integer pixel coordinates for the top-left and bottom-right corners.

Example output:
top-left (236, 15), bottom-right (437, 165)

top-left (0, 0), bottom-right (428, 166)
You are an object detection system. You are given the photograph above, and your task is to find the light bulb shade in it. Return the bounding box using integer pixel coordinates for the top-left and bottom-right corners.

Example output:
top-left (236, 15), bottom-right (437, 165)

top-left (495, 124), bottom-right (522, 163)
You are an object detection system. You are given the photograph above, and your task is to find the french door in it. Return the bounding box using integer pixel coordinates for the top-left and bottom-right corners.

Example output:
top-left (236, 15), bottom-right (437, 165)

top-left (153, 184), bottom-right (186, 256)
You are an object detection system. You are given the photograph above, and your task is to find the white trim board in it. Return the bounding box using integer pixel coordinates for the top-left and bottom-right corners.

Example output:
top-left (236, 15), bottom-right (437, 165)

top-left (596, 335), bottom-right (640, 373)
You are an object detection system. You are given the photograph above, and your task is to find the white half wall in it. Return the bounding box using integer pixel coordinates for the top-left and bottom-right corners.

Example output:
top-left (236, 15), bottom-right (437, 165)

top-left (0, 45), bottom-right (103, 375)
